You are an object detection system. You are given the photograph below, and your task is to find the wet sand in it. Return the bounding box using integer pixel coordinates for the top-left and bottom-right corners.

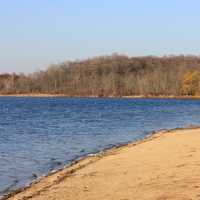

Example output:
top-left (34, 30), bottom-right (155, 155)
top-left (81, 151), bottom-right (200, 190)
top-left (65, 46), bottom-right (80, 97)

top-left (5, 128), bottom-right (200, 200)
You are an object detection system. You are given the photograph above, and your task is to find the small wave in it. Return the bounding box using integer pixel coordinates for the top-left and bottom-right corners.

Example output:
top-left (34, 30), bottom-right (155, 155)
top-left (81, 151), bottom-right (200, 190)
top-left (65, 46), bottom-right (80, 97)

top-left (48, 159), bottom-right (63, 171)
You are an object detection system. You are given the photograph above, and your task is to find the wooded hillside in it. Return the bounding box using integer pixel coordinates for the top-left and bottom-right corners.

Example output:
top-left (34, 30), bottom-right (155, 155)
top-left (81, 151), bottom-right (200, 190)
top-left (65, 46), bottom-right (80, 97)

top-left (1, 55), bottom-right (200, 97)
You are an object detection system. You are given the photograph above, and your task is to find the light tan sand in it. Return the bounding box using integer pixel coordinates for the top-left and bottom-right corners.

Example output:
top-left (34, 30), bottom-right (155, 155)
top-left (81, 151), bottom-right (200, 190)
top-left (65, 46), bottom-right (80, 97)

top-left (6, 128), bottom-right (200, 200)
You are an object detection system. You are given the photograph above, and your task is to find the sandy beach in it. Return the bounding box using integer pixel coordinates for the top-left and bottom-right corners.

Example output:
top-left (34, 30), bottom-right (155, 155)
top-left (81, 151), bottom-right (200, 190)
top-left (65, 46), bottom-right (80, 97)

top-left (5, 127), bottom-right (200, 200)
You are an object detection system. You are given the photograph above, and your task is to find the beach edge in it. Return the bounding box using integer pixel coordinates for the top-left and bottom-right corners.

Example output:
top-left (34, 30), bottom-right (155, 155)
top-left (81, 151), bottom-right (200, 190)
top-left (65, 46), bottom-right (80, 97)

top-left (2, 126), bottom-right (200, 200)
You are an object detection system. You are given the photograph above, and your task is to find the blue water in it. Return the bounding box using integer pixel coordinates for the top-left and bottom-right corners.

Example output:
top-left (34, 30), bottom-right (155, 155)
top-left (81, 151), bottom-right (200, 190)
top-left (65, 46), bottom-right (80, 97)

top-left (1, 97), bottom-right (200, 197)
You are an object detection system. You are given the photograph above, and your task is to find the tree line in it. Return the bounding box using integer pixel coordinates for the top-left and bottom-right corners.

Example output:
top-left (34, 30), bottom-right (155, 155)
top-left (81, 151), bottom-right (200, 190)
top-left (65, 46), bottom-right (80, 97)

top-left (1, 54), bottom-right (200, 97)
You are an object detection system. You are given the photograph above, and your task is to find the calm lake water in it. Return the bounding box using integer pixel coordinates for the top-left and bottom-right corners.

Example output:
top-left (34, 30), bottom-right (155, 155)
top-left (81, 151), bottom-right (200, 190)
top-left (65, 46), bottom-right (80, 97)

top-left (1, 97), bottom-right (200, 196)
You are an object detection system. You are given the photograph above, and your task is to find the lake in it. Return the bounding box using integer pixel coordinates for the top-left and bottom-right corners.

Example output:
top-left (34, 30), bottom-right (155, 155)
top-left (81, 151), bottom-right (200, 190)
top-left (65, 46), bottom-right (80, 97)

top-left (1, 97), bottom-right (200, 197)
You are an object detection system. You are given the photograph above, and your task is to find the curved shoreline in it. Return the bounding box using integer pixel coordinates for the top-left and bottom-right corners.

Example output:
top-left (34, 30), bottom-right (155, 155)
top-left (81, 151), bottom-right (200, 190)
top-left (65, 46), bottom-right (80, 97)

top-left (3, 126), bottom-right (200, 200)
top-left (1, 128), bottom-right (166, 200)
top-left (0, 135), bottom-right (147, 199)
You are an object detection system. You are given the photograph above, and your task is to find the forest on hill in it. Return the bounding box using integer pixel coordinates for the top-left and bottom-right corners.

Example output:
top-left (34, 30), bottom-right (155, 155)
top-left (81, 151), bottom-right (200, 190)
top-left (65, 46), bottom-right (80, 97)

top-left (1, 55), bottom-right (200, 97)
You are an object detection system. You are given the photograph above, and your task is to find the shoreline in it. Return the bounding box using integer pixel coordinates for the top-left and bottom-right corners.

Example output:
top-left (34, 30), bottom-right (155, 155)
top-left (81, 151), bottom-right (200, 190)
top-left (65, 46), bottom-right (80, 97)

top-left (1, 128), bottom-right (158, 200)
top-left (1, 94), bottom-right (200, 100)
top-left (3, 126), bottom-right (200, 200)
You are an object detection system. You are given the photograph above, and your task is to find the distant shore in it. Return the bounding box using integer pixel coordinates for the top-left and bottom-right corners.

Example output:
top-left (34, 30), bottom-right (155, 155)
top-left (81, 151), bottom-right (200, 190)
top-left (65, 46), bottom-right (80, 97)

top-left (1, 93), bottom-right (200, 99)
top-left (4, 127), bottom-right (200, 200)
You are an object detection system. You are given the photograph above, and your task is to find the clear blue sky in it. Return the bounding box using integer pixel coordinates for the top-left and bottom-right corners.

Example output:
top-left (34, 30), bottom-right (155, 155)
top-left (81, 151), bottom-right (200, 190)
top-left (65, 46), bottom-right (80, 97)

top-left (1, 0), bottom-right (200, 73)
